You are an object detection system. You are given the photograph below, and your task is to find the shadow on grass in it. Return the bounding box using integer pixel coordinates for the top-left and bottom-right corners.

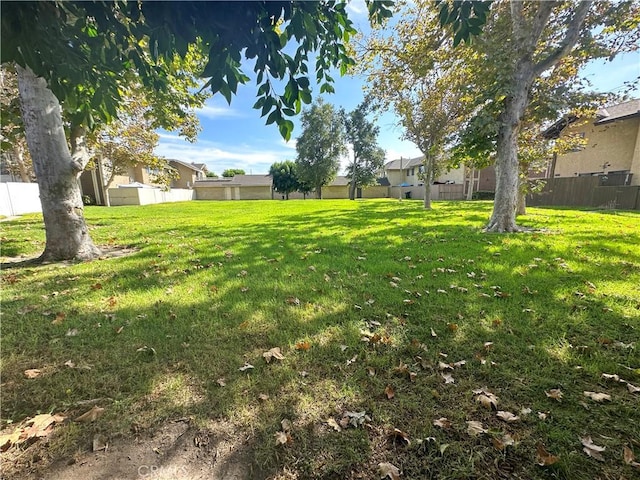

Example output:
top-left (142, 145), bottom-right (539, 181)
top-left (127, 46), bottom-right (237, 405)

top-left (1, 200), bottom-right (639, 479)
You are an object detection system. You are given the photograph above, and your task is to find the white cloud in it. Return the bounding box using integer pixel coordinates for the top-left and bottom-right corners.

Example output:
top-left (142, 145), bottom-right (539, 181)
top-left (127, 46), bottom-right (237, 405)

top-left (279, 138), bottom-right (297, 150)
top-left (346, 0), bottom-right (368, 16)
top-left (154, 134), bottom-right (290, 174)
top-left (195, 104), bottom-right (243, 119)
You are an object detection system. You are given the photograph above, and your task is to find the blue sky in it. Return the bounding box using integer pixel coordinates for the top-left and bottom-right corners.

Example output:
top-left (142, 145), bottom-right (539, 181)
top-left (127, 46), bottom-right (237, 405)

top-left (154, 2), bottom-right (640, 176)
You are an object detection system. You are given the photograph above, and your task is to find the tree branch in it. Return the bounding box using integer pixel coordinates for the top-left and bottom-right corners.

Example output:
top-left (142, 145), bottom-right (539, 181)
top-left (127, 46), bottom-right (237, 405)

top-left (533, 1), bottom-right (593, 76)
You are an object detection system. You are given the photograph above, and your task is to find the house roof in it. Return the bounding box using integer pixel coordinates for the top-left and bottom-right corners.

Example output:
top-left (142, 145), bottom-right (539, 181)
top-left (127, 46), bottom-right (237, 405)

top-left (195, 175), bottom-right (272, 187)
top-left (325, 176), bottom-right (390, 187)
top-left (384, 156), bottom-right (423, 170)
top-left (191, 163), bottom-right (208, 172)
top-left (594, 99), bottom-right (640, 124)
top-left (542, 99), bottom-right (640, 138)
top-left (327, 176), bottom-right (350, 186)
top-left (168, 159), bottom-right (206, 172)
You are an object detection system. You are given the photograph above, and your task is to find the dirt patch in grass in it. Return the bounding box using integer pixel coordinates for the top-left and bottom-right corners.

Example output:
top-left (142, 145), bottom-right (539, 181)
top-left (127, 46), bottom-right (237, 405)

top-left (8, 419), bottom-right (263, 480)
top-left (1, 245), bottom-right (138, 269)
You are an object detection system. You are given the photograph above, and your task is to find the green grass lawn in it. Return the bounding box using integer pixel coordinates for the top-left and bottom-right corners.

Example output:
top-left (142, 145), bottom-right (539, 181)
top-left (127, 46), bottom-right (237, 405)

top-left (1, 199), bottom-right (639, 479)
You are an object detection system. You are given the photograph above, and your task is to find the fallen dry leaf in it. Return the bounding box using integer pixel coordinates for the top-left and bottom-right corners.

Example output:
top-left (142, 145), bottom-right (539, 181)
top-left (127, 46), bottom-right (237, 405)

top-left (466, 421), bottom-right (487, 437)
top-left (389, 428), bottom-right (410, 445)
top-left (601, 373), bottom-right (620, 382)
top-left (441, 372), bottom-right (455, 384)
top-left (583, 391), bottom-right (611, 402)
top-left (285, 296), bottom-right (300, 306)
top-left (378, 462), bottom-right (401, 480)
top-left (545, 389), bottom-right (563, 401)
top-left (496, 411), bottom-right (520, 422)
top-left (474, 390), bottom-right (499, 410)
top-left (239, 362), bottom-right (254, 372)
top-left (581, 436), bottom-right (606, 462)
top-left (92, 434), bottom-right (108, 452)
top-left (52, 312), bottom-right (66, 325)
top-left (74, 405), bottom-right (105, 423)
top-left (341, 410), bottom-right (371, 428)
top-left (295, 341), bottom-right (311, 351)
top-left (433, 417), bottom-right (452, 429)
top-left (623, 446), bottom-right (640, 467)
top-left (536, 442), bottom-right (560, 466)
top-left (281, 419), bottom-right (292, 431)
top-left (430, 327), bottom-right (438, 337)
top-left (326, 418), bottom-right (342, 432)
top-left (626, 382), bottom-right (640, 394)
top-left (0, 429), bottom-right (22, 451)
top-left (258, 393), bottom-right (269, 401)
top-left (274, 431), bottom-right (292, 445)
top-left (263, 347), bottom-right (285, 363)
top-left (384, 385), bottom-right (395, 399)
top-left (216, 378), bottom-right (226, 387)
top-left (492, 433), bottom-right (515, 451)
top-left (24, 369), bottom-right (42, 379)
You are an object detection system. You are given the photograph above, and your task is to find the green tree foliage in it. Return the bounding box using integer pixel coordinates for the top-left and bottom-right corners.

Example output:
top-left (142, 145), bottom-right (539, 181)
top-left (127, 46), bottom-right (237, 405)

top-left (342, 99), bottom-right (385, 200)
top-left (448, 1), bottom-right (640, 231)
top-left (0, 64), bottom-right (33, 182)
top-left (360, 3), bottom-right (476, 209)
top-left (295, 99), bottom-right (347, 199)
top-left (0, 0), bottom-right (487, 260)
top-left (222, 169), bottom-right (246, 178)
top-left (269, 161), bottom-right (299, 200)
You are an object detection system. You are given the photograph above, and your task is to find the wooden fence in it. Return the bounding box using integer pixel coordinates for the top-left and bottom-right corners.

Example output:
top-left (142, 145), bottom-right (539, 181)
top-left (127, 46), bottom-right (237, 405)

top-left (528, 176), bottom-right (640, 210)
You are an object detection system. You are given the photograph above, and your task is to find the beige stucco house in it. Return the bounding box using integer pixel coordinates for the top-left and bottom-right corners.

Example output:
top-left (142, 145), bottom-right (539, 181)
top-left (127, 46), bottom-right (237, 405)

top-left (383, 157), bottom-right (466, 200)
top-left (544, 99), bottom-right (640, 185)
top-left (194, 175), bottom-right (273, 200)
top-left (168, 159), bottom-right (206, 188)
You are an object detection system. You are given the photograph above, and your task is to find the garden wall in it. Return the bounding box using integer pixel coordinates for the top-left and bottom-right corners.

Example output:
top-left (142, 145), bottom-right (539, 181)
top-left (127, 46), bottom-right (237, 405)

top-left (108, 187), bottom-right (195, 206)
top-left (0, 182), bottom-right (42, 216)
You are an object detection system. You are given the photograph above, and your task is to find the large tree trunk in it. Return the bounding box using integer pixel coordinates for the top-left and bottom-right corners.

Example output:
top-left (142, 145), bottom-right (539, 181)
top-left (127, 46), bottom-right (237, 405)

top-left (17, 65), bottom-right (101, 261)
top-left (485, 64), bottom-right (533, 232)
top-left (422, 157), bottom-right (433, 209)
top-left (315, 185), bottom-right (322, 199)
top-left (348, 179), bottom-right (356, 201)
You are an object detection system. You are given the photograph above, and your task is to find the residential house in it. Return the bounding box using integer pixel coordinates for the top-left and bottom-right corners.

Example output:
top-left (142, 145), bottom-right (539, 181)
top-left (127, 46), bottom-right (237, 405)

top-left (194, 174), bottom-right (273, 200)
top-left (543, 99), bottom-right (640, 185)
top-left (383, 157), bottom-right (466, 200)
top-left (168, 159), bottom-right (207, 188)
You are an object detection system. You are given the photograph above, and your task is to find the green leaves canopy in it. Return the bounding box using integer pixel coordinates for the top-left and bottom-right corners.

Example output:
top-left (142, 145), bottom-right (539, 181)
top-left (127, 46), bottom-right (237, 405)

top-left (1, 1), bottom-right (396, 141)
top-left (295, 99), bottom-right (346, 195)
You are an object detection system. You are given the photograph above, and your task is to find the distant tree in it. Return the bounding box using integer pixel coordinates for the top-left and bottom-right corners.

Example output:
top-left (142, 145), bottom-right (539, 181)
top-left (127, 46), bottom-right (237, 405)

top-left (295, 99), bottom-right (346, 199)
top-left (205, 171), bottom-right (218, 178)
top-left (361, 4), bottom-right (478, 209)
top-left (269, 160), bottom-right (299, 200)
top-left (222, 169), bottom-right (246, 178)
top-left (0, 64), bottom-right (32, 182)
top-left (342, 99), bottom-right (385, 200)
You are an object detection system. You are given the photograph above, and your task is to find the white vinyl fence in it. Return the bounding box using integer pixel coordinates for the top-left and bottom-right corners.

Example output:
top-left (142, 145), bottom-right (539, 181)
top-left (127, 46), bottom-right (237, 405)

top-left (0, 182), bottom-right (42, 217)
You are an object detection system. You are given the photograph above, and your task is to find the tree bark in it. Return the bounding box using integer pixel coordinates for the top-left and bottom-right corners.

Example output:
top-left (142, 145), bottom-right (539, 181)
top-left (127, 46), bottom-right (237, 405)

top-left (516, 190), bottom-right (527, 216)
top-left (486, 1), bottom-right (592, 233)
top-left (13, 143), bottom-right (31, 182)
top-left (315, 186), bottom-right (322, 199)
top-left (17, 65), bottom-right (101, 261)
top-left (466, 167), bottom-right (475, 201)
top-left (349, 178), bottom-right (357, 200)
top-left (423, 159), bottom-right (432, 209)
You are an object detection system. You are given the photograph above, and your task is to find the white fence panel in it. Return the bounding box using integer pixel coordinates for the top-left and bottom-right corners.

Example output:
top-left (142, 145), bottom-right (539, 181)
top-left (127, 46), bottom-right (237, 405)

top-left (108, 187), bottom-right (195, 206)
top-left (0, 182), bottom-right (42, 216)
